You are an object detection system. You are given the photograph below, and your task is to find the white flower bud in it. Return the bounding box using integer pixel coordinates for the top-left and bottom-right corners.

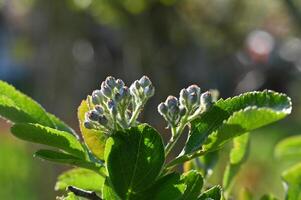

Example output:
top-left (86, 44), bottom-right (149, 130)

top-left (166, 96), bottom-right (179, 108)
top-left (144, 85), bottom-right (155, 98)
top-left (187, 85), bottom-right (201, 96)
top-left (179, 89), bottom-right (189, 106)
top-left (158, 103), bottom-right (168, 115)
top-left (92, 90), bottom-right (103, 105)
top-left (101, 83), bottom-right (112, 98)
top-left (105, 76), bottom-right (116, 88)
top-left (116, 79), bottom-right (125, 89)
top-left (139, 76), bottom-right (151, 87)
top-left (201, 91), bottom-right (213, 110)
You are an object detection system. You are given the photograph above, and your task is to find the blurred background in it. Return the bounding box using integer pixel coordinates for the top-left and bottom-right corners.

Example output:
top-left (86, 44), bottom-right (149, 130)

top-left (1, 0), bottom-right (301, 199)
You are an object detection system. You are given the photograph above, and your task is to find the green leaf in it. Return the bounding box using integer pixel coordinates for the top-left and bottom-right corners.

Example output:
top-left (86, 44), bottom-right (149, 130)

top-left (34, 149), bottom-right (103, 173)
top-left (282, 162), bottom-right (301, 200)
top-left (185, 90), bottom-right (291, 154)
top-left (275, 135), bottom-right (301, 160)
top-left (223, 133), bottom-right (250, 191)
top-left (47, 113), bottom-right (77, 136)
top-left (102, 178), bottom-right (122, 200)
top-left (61, 192), bottom-right (80, 200)
top-left (55, 168), bottom-right (105, 192)
top-left (198, 185), bottom-right (223, 200)
top-left (260, 194), bottom-right (278, 200)
top-left (142, 173), bottom-right (186, 200)
top-left (0, 80), bottom-right (54, 127)
top-left (104, 124), bottom-right (165, 200)
top-left (180, 170), bottom-right (204, 199)
top-left (142, 170), bottom-right (203, 200)
top-left (78, 99), bottom-right (107, 160)
top-left (11, 123), bottom-right (85, 159)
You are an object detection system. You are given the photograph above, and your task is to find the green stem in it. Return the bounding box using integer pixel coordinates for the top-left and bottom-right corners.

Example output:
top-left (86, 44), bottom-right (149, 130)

top-left (165, 150), bottom-right (206, 170)
top-left (129, 100), bottom-right (146, 126)
top-left (165, 116), bottom-right (189, 158)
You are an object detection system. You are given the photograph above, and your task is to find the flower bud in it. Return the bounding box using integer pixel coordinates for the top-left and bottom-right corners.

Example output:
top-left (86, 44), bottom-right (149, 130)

top-left (201, 91), bottom-right (213, 110)
top-left (101, 83), bottom-right (112, 98)
top-left (114, 93), bottom-right (122, 102)
top-left (166, 96), bottom-right (179, 108)
top-left (87, 110), bottom-right (100, 121)
top-left (158, 103), bottom-right (168, 115)
top-left (120, 86), bottom-right (130, 98)
top-left (187, 93), bottom-right (198, 106)
top-left (130, 80), bottom-right (141, 96)
top-left (116, 79), bottom-right (125, 89)
top-left (94, 105), bottom-right (104, 114)
top-left (144, 85), bottom-right (155, 98)
top-left (98, 115), bottom-right (108, 126)
top-left (139, 76), bottom-right (151, 87)
top-left (108, 99), bottom-right (117, 115)
top-left (92, 90), bottom-right (103, 105)
top-left (84, 120), bottom-right (93, 129)
top-left (105, 76), bottom-right (116, 88)
top-left (179, 89), bottom-right (189, 105)
top-left (187, 85), bottom-right (201, 95)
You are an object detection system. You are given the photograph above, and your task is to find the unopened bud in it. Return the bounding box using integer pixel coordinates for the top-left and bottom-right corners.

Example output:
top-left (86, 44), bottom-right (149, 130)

top-left (144, 85), bottom-right (155, 97)
top-left (114, 93), bottom-right (122, 102)
top-left (187, 85), bottom-right (201, 95)
top-left (98, 115), bottom-right (108, 126)
top-left (201, 91), bottom-right (213, 110)
top-left (101, 83), bottom-right (112, 98)
top-left (88, 110), bottom-right (100, 121)
top-left (166, 96), bottom-right (178, 108)
top-left (94, 105), bottom-right (103, 114)
top-left (139, 76), bottom-right (151, 87)
top-left (179, 89), bottom-right (189, 105)
top-left (158, 103), bottom-right (168, 115)
top-left (120, 86), bottom-right (130, 98)
top-left (105, 76), bottom-right (116, 88)
top-left (108, 99), bottom-right (117, 115)
top-left (92, 90), bottom-right (102, 105)
top-left (116, 79), bottom-right (125, 89)
top-left (187, 93), bottom-right (198, 106)
top-left (84, 120), bottom-right (93, 129)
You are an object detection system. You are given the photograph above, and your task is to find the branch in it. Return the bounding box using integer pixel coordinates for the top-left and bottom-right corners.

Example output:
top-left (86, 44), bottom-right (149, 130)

top-left (68, 186), bottom-right (102, 200)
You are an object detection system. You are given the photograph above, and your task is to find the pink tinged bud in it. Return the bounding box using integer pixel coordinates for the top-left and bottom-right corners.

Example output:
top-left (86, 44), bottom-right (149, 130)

top-left (187, 85), bottom-right (201, 95)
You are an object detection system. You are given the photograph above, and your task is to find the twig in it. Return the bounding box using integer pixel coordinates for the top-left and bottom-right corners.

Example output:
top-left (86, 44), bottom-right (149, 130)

top-left (68, 186), bottom-right (102, 200)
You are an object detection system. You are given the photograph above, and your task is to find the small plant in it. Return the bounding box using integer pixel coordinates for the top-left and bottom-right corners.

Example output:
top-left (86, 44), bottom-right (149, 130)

top-left (0, 76), bottom-right (295, 199)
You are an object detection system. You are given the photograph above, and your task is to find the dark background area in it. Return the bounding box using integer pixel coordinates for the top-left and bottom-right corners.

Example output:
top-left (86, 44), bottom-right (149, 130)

top-left (1, 0), bottom-right (301, 199)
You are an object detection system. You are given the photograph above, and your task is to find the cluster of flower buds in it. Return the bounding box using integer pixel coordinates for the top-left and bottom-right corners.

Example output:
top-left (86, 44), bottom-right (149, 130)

top-left (158, 85), bottom-right (215, 130)
top-left (84, 76), bottom-right (154, 134)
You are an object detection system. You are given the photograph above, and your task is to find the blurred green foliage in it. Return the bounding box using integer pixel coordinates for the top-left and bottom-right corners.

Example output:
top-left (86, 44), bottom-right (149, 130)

top-left (0, 136), bottom-right (37, 199)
